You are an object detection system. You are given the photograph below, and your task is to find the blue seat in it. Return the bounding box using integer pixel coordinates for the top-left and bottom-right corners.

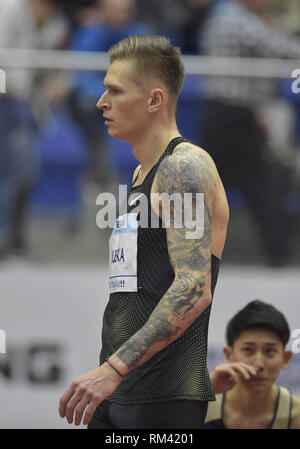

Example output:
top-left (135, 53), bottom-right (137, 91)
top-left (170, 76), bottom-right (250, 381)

top-left (176, 75), bottom-right (204, 145)
top-left (30, 108), bottom-right (89, 220)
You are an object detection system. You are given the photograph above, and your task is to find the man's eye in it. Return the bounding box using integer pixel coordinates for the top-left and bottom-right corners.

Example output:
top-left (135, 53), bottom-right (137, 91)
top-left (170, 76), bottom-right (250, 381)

top-left (266, 348), bottom-right (276, 355)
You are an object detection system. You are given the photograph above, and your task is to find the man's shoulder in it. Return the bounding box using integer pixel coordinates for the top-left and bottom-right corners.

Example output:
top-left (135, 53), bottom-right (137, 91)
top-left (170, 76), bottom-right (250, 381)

top-left (291, 393), bottom-right (300, 429)
top-left (205, 394), bottom-right (223, 423)
top-left (154, 142), bottom-right (218, 195)
top-left (170, 142), bottom-right (218, 177)
top-left (172, 142), bottom-right (214, 161)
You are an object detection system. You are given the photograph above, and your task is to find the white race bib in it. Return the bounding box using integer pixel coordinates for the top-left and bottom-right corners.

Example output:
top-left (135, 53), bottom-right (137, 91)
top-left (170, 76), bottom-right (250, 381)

top-left (109, 213), bottom-right (138, 293)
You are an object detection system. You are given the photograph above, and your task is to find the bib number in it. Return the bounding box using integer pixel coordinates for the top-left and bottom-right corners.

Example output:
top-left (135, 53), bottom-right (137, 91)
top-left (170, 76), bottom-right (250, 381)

top-left (109, 213), bottom-right (138, 293)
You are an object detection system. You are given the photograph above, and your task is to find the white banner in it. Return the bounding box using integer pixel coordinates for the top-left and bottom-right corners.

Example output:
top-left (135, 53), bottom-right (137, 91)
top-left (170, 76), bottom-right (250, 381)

top-left (0, 262), bottom-right (299, 428)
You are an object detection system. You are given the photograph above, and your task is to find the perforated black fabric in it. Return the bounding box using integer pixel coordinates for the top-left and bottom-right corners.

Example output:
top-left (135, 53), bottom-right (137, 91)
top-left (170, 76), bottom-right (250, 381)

top-left (100, 137), bottom-right (220, 404)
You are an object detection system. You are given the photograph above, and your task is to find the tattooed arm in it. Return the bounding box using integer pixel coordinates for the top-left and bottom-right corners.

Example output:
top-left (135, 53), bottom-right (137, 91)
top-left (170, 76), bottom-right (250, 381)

top-left (110, 144), bottom-right (217, 374)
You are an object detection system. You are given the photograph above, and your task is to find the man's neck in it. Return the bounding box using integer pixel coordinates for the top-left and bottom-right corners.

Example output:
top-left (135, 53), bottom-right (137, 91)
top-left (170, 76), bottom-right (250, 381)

top-left (225, 383), bottom-right (278, 416)
top-left (130, 123), bottom-right (181, 177)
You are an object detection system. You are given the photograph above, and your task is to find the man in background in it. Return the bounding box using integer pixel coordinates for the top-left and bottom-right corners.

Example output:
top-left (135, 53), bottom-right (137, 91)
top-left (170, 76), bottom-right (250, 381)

top-left (200, 0), bottom-right (300, 266)
top-left (205, 300), bottom-right (300, 428)
top-left (0, 0), bottom-right (69, 258)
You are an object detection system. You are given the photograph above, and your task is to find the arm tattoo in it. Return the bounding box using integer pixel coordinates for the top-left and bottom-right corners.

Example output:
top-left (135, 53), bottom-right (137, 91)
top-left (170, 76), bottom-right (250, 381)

top-left (116, 145), bottom-right (216, 371)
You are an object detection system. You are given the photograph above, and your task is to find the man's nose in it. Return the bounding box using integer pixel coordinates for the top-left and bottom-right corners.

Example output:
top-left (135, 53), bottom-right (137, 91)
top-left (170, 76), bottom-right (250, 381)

top-left (253, 352), bottom-right (265, 373)
top-left (96, 92), bottom-right (110, 110)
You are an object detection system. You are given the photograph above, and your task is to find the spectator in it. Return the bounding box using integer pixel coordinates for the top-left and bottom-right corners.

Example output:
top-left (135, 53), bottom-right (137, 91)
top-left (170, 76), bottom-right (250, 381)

top-left (56, 0), bottom-right (102, 29)
top-left (0, 0), bottom-right (70, 257)
top-left (69, 0), bottom-right (151, 186)
top-left (136, 0), bottom-right (212, 52)
top-left (204, 300), bottom-right (300, 429)
top-left (199, 0), bottom-right (300, 266)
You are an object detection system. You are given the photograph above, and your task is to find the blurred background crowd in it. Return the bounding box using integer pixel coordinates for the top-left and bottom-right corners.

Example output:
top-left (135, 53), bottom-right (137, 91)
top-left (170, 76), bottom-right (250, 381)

top-left (0, 0), bottom-right (300, 267)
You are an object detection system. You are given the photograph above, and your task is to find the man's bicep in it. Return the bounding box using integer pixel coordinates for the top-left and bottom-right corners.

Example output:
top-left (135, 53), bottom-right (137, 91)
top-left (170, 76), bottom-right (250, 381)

top-left (166, 196), bottom-right (212, 285)
top-left (152, 145), bottom-right (215, 281)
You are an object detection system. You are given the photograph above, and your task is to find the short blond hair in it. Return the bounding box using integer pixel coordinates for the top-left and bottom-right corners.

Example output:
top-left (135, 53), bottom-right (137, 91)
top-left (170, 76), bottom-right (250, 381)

top-left (109, 34), bottom-right (185, 100)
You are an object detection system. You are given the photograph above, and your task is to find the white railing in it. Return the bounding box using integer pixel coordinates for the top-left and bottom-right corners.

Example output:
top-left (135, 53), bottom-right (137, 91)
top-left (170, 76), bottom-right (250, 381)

top-left (0, 48), bottom-right (299, 78)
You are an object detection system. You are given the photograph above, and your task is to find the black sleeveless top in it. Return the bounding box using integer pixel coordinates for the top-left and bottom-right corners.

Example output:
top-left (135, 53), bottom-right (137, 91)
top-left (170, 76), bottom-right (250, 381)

top-left (100, 137), bottom-right (220, 404)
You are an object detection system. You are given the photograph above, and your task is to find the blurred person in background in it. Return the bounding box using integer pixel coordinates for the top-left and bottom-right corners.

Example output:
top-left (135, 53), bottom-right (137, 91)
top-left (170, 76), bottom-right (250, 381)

top-left (204, 300), bottom-right (300, 429)
top-left (199, 0), bottom-right (300, 266)
top-left (56, 0), bottom-right (103, 29)
top-left (135, 0), bottom-right (188, 49)
top-left (69, 0), bottom-right (151, 186)
top-left (0, 0), bottom-right (70, 258)
top-left (135, 0), bottom-right (213, 53)
top-left (180, 0), bottom-right (216, 54)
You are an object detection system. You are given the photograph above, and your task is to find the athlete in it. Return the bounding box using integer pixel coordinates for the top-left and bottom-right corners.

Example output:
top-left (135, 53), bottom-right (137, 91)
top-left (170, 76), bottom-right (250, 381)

top-left (59, 34), bottom-right (229, 429)
top-left (204, 300), bottom-right (300, 429)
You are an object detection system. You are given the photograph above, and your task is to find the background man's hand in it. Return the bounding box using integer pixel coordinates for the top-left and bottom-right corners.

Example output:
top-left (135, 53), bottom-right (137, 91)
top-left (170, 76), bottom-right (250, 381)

top-left (59, 363), bottom-right (122, 426)
top-left (210, 362), bottom-right (258, 394)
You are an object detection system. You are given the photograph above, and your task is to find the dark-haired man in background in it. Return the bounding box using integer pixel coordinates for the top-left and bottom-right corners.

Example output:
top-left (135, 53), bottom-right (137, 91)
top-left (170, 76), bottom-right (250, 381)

top-left (204, 300), bottom-right (300, 429)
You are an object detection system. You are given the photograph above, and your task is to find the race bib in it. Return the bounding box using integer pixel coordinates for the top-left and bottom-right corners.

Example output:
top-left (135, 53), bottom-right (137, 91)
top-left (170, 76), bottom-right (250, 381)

top-left (109, 213), bottom-right (138, 293)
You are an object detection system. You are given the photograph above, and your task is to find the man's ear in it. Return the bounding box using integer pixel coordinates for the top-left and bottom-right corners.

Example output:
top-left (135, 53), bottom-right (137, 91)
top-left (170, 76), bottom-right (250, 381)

top-left (147, 88), bottom-right (164, 113)
top-left (223, 346), bottom-right (233, 362)
top-left (282, 350), bottom-right (293, 370)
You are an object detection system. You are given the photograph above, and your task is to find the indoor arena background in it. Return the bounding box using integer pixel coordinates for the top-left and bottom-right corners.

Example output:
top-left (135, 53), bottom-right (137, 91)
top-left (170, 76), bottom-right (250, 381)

top-left (0, 0), bottom-right (300, 428)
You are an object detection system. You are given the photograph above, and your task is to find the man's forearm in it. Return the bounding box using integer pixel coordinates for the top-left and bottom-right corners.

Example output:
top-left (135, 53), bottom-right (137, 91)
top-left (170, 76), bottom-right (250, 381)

top-left (108, 273), bottom-right (212, 375)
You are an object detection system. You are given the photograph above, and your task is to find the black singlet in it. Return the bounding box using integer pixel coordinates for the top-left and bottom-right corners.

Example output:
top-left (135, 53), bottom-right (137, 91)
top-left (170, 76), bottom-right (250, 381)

top-left (100, 136), bottom-right (220, 405)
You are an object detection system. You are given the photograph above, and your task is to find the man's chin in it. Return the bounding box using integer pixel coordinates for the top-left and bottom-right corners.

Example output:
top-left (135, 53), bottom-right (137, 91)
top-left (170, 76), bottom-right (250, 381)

top-left (245, 378), bottom-right (270, 390)
top-left (107, 128), bottom-right (117, 138)
top-left (107, 129), bottom-right (129, 142)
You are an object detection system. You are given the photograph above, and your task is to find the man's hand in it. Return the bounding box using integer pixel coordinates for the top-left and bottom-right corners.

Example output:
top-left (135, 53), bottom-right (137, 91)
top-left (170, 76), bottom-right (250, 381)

top-left (59, 363), bottom-right (122, 426)
top-left (210, 362), bottom-right (258, 394)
